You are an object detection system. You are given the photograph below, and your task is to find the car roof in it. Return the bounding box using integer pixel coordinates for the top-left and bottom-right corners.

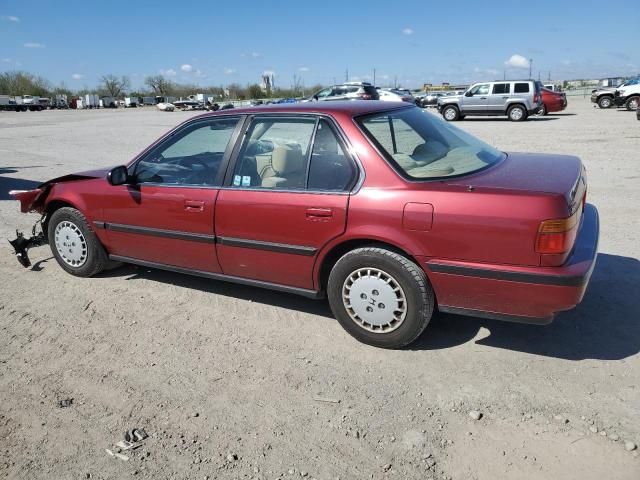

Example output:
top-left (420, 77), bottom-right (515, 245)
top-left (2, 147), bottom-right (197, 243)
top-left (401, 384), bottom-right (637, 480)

top-left (191, 101), bottom-right (412, 118)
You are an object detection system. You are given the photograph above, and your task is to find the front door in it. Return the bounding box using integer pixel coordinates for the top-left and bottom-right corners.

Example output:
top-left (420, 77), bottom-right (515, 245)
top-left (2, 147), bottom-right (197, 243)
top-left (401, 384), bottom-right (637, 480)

top-left (215, 116), bottom-right (359, 289)
top-left (463, 83), bottom-right (490, 113)
top-left (99, 116), bottom-right (241, 272)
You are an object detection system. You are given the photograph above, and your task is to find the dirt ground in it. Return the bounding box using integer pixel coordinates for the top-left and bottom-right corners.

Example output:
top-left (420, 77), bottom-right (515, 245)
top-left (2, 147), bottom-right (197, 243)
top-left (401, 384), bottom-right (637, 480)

top-left (1, 99), bottom-right (638, 480)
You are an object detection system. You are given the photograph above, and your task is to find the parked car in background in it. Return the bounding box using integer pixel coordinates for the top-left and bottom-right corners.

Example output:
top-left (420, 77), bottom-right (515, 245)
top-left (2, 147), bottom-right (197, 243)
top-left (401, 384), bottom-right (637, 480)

top-left (311, 82), bottom-right (379, 101)
top-left (377, 89), bottom-right (415, 103)
top-left (539, 87), bottom-right (567, 115)
top-left (9, 102), bottom-right (598, 349)
top-left (416, 92), bottom-right (444, 107)
top-left (613, 77), bottom-right (640, 111)
top-left (438, 80), bottom-right (542, 121)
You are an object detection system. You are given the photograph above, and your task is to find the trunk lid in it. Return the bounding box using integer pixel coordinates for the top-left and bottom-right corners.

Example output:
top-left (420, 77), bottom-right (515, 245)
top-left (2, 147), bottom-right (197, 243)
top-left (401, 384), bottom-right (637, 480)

top-left (447, 152), bottom-right (585, 215)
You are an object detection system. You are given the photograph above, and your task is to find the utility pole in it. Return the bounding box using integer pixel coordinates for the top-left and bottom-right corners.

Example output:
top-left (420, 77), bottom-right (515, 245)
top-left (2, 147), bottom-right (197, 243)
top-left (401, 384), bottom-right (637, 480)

top-left (394, 75), bottom-right (397, 88)
top-left (529, 58), bottom-right (533, 79)
top-left (345, 68), bottom-right (349, 82)
top-left (503, 68), bottom-right (506, 80)
top-left (373, 68), bottom-right (376, 86)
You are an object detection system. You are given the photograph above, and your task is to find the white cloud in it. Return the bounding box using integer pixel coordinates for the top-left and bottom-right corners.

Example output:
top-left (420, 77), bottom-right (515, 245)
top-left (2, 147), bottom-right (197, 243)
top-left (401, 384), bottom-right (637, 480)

top-left (251, 52), bottom-right (261, 58)
top-left (180, 64), bottom-right (193, 72)
top-left (71, 73), bottom-right (84, 80)
top-left (24, 42), bottom-right (45, 48)
top-left (504, 54), bottom-right (529, 69)
top-left (1, 58), bottom-right (11, 62)
top-left (2, 15), bottom-right (19, 22)
top-left (223, 68), bottom-right (235, 75)
top-left (160, 68), bottom-right (176, 77)
top-left (561, 59), bottom-right (572, 66)
top-left (298, 66), bottom-right (310, 72)
top-left (402, 27), bottom-right (414, 35)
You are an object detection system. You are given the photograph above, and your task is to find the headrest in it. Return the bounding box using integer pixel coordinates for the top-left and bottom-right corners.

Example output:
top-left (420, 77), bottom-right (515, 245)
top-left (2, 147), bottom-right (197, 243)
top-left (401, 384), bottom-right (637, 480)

top-left (272, 144), bottom-right (303, 174)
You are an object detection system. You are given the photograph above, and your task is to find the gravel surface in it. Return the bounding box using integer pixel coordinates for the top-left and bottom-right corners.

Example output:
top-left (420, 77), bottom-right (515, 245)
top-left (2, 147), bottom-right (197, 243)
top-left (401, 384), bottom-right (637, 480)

top-left (1, 99), bottom-right (638, 479)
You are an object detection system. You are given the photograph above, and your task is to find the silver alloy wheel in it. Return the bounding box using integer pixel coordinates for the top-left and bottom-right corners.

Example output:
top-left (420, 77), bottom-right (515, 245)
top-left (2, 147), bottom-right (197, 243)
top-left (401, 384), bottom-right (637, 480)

top-left (443, 107), bottom-right (457, 120)
top-left (342, 267), bottom-right (407, 333)
top-left (54, 220), bottom-right (88, 267)
top-left (600, 97), bottom-right (612, 108)
top-left (510, 107), bottom-right (524, 120)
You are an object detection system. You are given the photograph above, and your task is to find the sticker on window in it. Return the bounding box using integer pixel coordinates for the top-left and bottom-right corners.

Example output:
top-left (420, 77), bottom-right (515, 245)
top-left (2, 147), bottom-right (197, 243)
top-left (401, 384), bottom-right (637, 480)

top-left (233, 175), bottom-right (242, 186)
top-left (242, 176), bottom-right (251, 187)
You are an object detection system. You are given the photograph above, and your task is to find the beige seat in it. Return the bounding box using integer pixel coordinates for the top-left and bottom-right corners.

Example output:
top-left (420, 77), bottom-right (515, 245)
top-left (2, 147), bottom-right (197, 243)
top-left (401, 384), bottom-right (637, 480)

top-left (261, 144), bottom-right (306, 189)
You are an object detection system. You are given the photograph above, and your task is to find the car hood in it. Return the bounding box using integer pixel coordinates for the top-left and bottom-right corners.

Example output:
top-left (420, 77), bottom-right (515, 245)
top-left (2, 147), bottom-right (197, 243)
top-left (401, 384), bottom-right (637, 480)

top-left (37, 167), bottom-right (110, 189)
top-left (438, 95), bottom-right (462, 103)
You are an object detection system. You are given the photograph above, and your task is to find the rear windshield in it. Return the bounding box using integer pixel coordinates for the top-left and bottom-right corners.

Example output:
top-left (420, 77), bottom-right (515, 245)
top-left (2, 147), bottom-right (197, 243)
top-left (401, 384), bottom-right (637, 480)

top-left (357, 107), bottom-right (504, 179)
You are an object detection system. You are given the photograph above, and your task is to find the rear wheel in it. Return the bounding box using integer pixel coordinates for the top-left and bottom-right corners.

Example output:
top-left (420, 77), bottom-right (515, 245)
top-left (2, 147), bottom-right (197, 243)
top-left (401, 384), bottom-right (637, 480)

top-left (442, 105), bottom-right (459, 121)
top-left (508, 104), bottom-right (528, 121)
top-left (48, 207), bottom-right (109, 277)
top-left (327, 247), bottom-right (434, 348)
top-left (625, 96), bottom-right (639, 111)
top-left (538, 105), bottom-right (547, 116)
top-left (597, 96), bottom-right (613, 109)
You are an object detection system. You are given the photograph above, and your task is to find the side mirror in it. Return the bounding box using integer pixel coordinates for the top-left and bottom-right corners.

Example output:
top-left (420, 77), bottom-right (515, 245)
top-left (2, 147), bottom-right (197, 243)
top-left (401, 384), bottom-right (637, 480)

top-left (107, 165), bottom-right (130, 186)
top-left (465, 91), bottom-right (473, 97)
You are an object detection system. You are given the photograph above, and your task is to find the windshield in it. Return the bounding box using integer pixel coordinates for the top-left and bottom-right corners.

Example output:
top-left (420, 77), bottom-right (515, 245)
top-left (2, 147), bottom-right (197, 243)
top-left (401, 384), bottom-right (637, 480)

top-left (357, 107), bottom-right (505, 179)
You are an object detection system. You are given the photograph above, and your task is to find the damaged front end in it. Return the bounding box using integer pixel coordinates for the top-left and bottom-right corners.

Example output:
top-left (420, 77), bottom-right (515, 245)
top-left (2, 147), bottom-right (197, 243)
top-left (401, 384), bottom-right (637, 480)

top-left (8, 217), bottom-right (47, 268)
top-left (8, 187), bottom-right (50, 268)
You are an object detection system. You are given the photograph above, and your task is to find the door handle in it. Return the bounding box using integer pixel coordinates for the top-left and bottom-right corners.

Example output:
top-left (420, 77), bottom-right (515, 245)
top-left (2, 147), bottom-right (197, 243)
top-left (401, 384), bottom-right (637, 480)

top-left (184, 200), bottom-right (204, 212)
top-left (306, 207), bottom-right (333, 219)
top-left (502, 96), bottom-right (509, 99)
top-left (480, 96), bottom-right (487, 99)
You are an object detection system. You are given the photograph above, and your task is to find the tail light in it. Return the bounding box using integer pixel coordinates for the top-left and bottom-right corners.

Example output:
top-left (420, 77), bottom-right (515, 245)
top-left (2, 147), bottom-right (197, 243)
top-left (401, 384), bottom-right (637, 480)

top-left (359, 93), bottom-right (372, 100)
top-left (535, 209), bottom-right (580, 254)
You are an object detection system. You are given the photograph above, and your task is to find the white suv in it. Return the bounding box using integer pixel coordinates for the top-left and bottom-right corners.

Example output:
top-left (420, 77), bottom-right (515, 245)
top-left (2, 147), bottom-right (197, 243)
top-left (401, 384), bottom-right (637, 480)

top-left (614, 77), bottom-right (640, 111)
top-left (437, 80), bottom-right (542, 121)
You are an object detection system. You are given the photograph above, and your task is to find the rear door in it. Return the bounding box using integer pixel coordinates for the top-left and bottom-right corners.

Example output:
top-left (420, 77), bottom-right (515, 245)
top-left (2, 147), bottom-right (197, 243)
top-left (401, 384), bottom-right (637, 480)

top-left (488, 82), bottom-right (511, 113)
top-left (99, 116), bottom-right (242, 272)
top-left (215, 116), bottom-right (358, 289)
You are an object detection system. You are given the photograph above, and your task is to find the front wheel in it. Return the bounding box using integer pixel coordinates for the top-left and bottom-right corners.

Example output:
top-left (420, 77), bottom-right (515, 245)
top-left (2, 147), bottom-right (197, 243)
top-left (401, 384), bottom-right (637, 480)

top-left (327, 247), bottom-right (434, 348)
top-left (625, 96), bottom-right (639, 111)
top-left (442, 105), bottom-right (459, 121)
top-left (508, 105), bottom-right (528, 121)
top-left (598, 96), bottom-right (613, 109)
top-left (47, 207), bottom-right (110, 277)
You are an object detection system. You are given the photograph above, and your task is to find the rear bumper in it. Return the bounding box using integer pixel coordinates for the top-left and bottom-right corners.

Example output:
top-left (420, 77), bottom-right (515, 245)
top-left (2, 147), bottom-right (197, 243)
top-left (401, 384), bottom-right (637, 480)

top-left (423, 203), bottom-right (599, 324)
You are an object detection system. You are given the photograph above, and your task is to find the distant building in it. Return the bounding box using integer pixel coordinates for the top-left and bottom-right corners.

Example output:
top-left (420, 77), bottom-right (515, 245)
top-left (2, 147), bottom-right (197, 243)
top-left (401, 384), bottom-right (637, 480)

top-left (261, 72), bottom-right (275, 93)
top-left (423, 83), bottom-right (468, 92)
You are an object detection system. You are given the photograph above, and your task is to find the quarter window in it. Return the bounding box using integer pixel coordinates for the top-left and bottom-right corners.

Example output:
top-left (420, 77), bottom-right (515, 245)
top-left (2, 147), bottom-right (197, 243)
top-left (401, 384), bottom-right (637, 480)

top-left (134, 117), bottom-right (239, 186)
top-left (514, 83), bottom-right (530, 93)
top-left (492, 83), bottom-right (510, 94)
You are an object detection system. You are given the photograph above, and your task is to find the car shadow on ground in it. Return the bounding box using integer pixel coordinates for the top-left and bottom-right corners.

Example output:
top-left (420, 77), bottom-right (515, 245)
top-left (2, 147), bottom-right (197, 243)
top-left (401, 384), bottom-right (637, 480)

top-left (412, 253), bottom-right (640, 360)
top-left (463, 117), bottom-right (558, 122)
top-left (95, 252), bottom-right (640, 361)
top-left (0, 176), bottom-right (42, 200)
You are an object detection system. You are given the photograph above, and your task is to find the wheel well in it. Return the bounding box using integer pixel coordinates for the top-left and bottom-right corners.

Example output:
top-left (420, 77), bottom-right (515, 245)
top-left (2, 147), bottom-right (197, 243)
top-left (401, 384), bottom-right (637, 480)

top-left (318, 239), bottom-right (418, 291)
top-left (507, 103), bottom-right (526, 112)
top-left (42, 200), bottom-right (76, 239)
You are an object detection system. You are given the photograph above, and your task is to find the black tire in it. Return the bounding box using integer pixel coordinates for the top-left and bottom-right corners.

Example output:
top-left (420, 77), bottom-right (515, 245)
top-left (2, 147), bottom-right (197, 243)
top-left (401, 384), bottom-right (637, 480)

top-left (47, 207), bottom-right (109, 277)
top-left (625, 96), bottom-right (639, 111)
top-left (442, 105), bottom-right (460, 121)
top-left (507, 104), bottom-right (528, 122)
top-left (538, 105), bottom-right (547, 116)
top-left (597, 96), bottom-right (613, 109)
top-left (327, 247), bottom-right (435, 348)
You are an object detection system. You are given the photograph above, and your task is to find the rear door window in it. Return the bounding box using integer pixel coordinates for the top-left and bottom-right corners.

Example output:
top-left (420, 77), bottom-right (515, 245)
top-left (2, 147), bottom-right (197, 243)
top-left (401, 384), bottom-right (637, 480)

top-left (514, 83), bottom-right (530, 93)
top-left (492, 83), bottom-right (511, 94)
top-left (307, 120), bottom-right (356, 191)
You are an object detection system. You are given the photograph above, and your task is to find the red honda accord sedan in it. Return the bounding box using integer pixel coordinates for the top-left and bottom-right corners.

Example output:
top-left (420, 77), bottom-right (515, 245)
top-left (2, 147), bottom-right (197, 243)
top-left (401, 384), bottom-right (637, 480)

top-left (9, 102), bottom-right (599, 348)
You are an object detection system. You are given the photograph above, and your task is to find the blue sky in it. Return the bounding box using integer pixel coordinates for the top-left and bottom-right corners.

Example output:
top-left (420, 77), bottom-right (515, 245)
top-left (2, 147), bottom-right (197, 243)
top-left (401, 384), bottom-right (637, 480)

top-left (1, 0), bottom-right (638, 90)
